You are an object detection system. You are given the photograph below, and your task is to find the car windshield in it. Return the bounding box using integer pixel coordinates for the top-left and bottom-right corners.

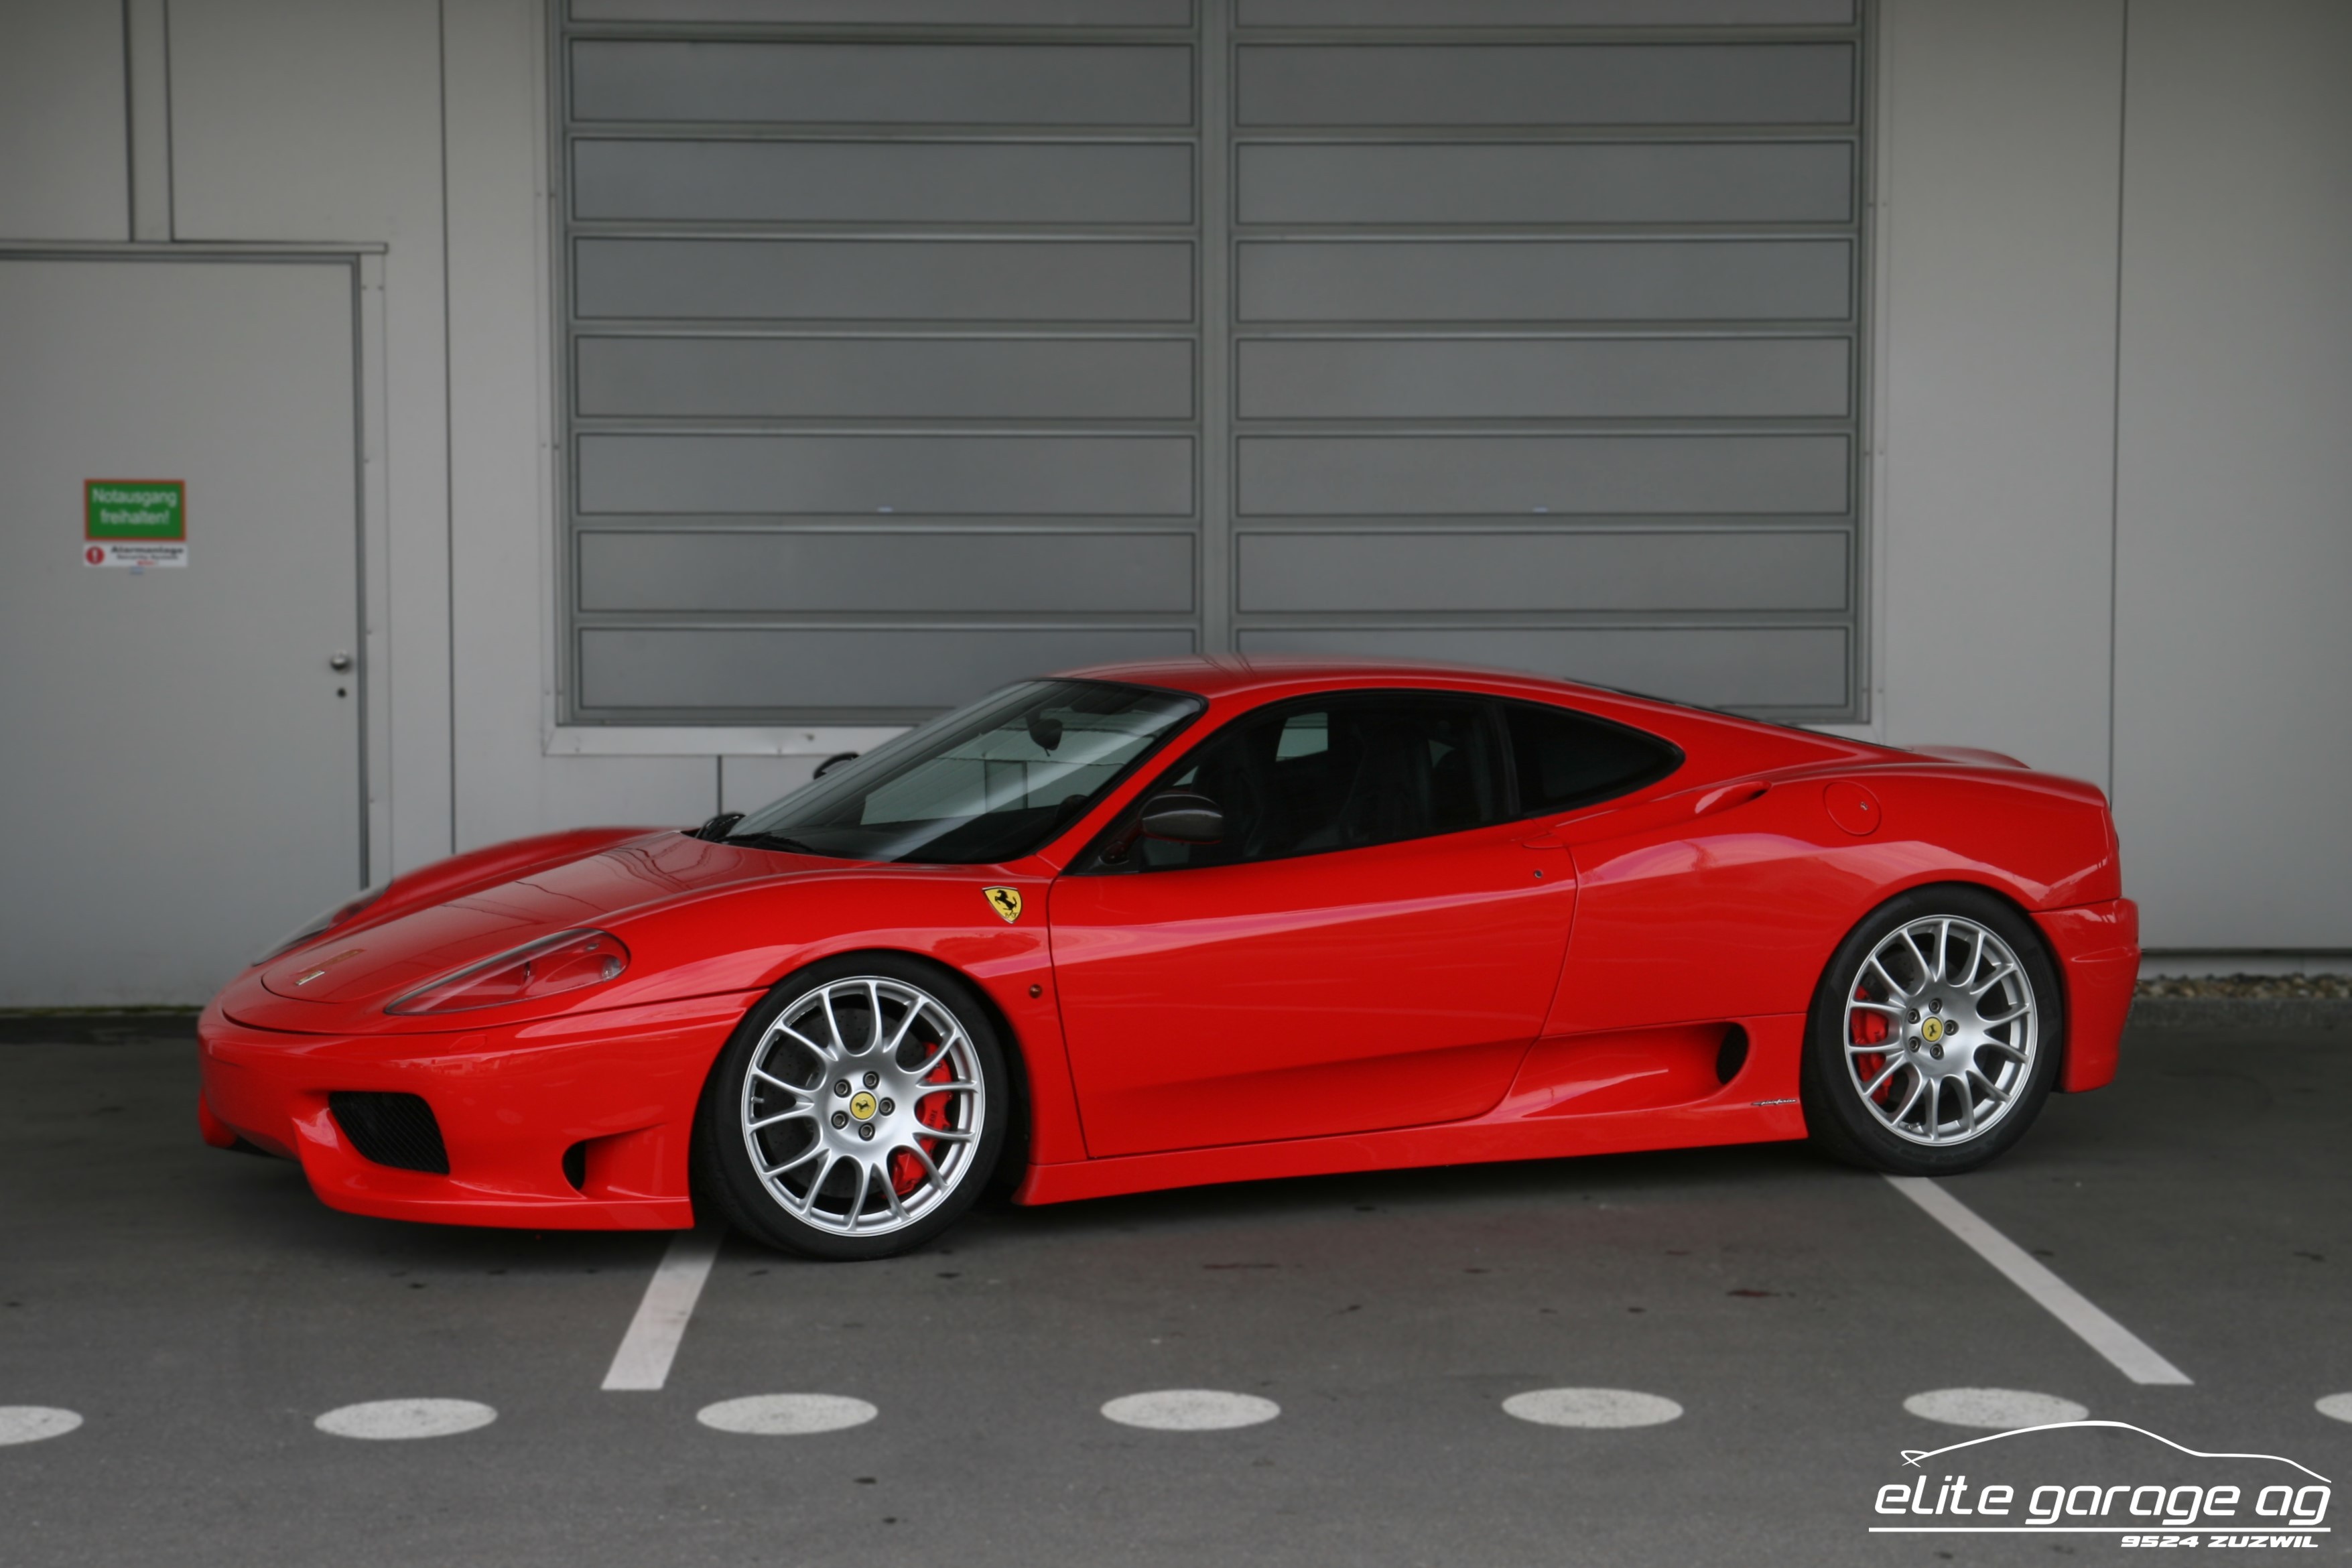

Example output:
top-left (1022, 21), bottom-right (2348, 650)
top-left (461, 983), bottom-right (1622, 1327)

top-left (726, 679), bottom-right (1203, 864)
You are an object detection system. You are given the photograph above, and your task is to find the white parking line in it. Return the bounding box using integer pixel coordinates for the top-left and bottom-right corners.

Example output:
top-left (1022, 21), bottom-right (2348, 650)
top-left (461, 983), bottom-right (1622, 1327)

top-left (315, 1398), bottom-right (498, 1440)
top-left (1102, 1390), bottom-right (1281, 1431)
top-left (1503, 1388), bottom-right (1683, 1429)
top-left (699, 1394), bottom-right (878, 1435)
top-left (1885, 1176), bottom-right (2192, 1386)
top-left (1903, 1386), bottom-right (2088, 1428)
top-left (0, 1407), bottom-right (82, 1445)
top-left (602, 1228), bottom-right (723, 1392)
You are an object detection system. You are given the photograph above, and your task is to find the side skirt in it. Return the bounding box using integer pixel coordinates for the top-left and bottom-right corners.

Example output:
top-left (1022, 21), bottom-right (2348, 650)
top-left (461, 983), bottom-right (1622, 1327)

top-left (1013, 1014), bottom-right (1809, 1206)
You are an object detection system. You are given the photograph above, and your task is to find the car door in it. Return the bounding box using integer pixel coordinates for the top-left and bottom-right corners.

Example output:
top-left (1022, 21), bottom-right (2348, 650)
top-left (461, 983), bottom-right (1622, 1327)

top-left (1049, 692), bottom-right (1578, 1157)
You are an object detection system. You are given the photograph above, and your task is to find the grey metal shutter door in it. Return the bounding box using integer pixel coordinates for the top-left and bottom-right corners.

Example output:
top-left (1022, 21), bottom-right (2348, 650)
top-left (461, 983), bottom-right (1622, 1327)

top-left (558, 0), bottom-right (1864, 723)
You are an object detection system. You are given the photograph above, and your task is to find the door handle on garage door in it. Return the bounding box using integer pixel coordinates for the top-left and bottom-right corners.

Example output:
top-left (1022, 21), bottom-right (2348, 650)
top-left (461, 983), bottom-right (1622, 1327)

top-left (328, 650), bottom-right (353, 671)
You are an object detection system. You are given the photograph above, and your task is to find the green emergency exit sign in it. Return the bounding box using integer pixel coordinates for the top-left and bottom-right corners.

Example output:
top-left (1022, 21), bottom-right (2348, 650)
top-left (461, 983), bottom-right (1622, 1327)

top-left (86, 480), bottom-right (186, 540)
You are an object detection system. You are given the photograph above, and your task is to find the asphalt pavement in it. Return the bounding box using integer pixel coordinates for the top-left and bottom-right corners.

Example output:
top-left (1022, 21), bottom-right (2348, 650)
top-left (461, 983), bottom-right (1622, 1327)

top-left (2, 1015), bottom-right (2345, 1567)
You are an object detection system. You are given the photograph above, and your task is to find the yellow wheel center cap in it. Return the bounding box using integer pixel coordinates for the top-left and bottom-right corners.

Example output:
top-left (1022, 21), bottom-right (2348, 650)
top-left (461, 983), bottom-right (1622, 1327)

top-left (849, 1091), bottom-right (878, 1121)
top-left (1921, 1018), bottom-right (1945, 1045)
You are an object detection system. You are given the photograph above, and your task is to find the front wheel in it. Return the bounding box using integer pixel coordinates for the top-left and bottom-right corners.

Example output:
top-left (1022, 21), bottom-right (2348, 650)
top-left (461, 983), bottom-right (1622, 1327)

top-left (696, 956), bottom-right (1008, 1260)
top-left (1800, 887), bottom-right (2063, 1175)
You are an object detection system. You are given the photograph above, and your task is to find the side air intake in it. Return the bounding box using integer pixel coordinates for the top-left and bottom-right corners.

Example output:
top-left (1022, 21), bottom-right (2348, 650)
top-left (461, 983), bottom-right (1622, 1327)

top-left (328, 1091), bottom-right (450, 1175)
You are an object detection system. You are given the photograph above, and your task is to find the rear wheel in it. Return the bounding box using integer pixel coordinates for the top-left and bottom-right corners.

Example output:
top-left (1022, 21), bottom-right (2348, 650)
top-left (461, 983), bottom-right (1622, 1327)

top-left (1800, 887), bottom-right (2061, 1175)
top-left (697, 955), bottom-right (1007, 1260)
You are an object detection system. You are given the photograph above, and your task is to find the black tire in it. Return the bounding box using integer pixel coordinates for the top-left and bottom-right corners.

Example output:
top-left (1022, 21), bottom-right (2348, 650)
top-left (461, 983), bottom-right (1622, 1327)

top-left (1799, 885), bottom-right (2063, 1177)
top-left (694, 953), bottom-right (1009, 1260)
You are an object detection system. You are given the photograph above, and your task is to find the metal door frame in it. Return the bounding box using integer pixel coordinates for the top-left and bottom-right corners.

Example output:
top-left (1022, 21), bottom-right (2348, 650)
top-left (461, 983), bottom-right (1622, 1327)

top-left (0, 241), bottom-right (390, 886)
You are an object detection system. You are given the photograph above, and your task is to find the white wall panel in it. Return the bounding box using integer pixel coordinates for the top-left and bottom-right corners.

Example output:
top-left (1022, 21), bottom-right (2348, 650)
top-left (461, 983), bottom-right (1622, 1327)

top-left (722, 756), bottom-right (821, 816)
top-left (2112, 1), bottom-right (2352, 948)
top-left (444, 0), bottom-right (564, 853)
top-left (3, 0), bottom-right (2308, 956)
top-left (1875, 0), bottom-right (2122, 787)
top-left (535, 755), bottom-right (717, 834)
top-left (168, 0), bottom-right (454, 872)
top-left (0, 2), bottom-right (129, 241)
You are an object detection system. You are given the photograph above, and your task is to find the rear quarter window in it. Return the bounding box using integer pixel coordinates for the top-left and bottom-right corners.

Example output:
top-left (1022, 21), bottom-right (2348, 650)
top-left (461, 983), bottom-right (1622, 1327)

top-left (1503, 700), bottom-right (1683, 817)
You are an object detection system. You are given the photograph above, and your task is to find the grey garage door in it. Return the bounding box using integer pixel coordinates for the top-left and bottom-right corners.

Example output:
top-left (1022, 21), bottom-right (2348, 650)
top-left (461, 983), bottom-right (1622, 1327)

top-left (558, 0), bottom-right (1865, 724)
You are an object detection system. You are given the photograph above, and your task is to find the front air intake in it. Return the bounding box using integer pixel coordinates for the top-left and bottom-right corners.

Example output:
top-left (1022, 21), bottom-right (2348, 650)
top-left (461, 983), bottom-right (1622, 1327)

top-left (328, 1091), bottom-right (450, 1175)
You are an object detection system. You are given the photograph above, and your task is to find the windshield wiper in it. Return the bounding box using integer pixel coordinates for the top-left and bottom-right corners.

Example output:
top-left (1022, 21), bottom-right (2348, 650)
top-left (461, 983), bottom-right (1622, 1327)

top-left (724, 829), bottom-right (828, 855)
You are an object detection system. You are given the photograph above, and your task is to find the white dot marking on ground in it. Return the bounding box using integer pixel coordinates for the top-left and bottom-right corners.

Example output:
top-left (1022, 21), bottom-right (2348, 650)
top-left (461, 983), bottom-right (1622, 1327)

top-left (697, 1394), bottom-right (878, 1435)
top-left (314, 1398), bottom-right (499, 1440)
top-left (0, 1407), bottom-right (83, 1445)
top-left (1502, 1388), bottom-right (1683, 1429)
top-left (1101, 1389), bottom-right (1281, 1431)
top-left (2317, 1392), bottom-right (2352, 1425)
top-left (1903, 1388), bottom-right (2089, 1429)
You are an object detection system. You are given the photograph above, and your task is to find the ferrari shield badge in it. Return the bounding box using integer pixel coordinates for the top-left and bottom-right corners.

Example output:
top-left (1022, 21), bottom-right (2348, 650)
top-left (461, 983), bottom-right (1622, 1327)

top-left (983, 887), bottom-right (1023, 923)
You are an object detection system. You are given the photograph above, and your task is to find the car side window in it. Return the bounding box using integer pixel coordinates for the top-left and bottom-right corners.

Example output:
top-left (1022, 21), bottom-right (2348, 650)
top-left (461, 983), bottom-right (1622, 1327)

top-left (1123, 695), bottom-right (1506, 872)
top-left (1501, 699), bottom-right (1681, 817)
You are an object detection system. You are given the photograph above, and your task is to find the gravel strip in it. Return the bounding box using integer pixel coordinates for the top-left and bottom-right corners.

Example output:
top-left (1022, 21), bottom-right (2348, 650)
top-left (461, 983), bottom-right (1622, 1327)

top-left (2129, 976), bottom-right (2352, 1030)
top-left (2136, 974), bottom-right (2352, 1000)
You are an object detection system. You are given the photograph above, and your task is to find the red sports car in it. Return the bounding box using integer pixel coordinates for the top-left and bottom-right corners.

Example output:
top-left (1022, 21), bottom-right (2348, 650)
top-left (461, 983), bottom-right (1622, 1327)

top-left (198, 659), bottom-right (2138, 1260)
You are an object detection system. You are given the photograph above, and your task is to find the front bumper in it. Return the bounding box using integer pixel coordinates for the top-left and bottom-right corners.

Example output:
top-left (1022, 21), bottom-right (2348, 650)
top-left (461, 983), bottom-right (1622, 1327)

top-left (196, 989), bottom-right (759, 1230)
top-left (2038, 897), bottom-right (2138, 1092)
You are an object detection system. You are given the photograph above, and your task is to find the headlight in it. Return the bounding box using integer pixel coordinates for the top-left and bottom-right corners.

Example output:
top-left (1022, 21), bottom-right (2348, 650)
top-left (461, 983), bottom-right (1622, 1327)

top-left (255, 885), bottom-right (387, 966)
top-left (385, 929), bottom-right (629, 1016)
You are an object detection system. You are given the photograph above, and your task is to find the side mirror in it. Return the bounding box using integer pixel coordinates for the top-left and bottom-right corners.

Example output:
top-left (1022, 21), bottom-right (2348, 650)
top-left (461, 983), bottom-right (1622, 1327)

top-left (1137, 790), bottom-right (1224, 846)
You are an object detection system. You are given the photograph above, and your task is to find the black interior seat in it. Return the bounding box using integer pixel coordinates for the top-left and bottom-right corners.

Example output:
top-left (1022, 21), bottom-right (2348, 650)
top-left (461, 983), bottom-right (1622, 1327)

top-left (1332, 714), bottom-right (1433, 848)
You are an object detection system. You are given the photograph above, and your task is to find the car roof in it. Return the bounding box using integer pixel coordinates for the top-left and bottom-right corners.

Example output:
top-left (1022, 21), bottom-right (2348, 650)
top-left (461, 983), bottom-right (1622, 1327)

top-left (1056, 653), bottom-right (1666, 708)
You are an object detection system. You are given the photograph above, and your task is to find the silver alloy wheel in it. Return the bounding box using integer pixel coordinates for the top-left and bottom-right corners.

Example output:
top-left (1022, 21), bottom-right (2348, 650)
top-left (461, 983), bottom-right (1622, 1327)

top-left (736, 976), bottom-right (985, 1238)
top-left (1840, 915), bottom-right (2039, 1147)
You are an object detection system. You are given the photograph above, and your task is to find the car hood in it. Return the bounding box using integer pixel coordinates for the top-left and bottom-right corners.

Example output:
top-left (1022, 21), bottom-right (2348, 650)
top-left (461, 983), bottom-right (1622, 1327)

top-left (248, 831), bottom-right (816, 1014)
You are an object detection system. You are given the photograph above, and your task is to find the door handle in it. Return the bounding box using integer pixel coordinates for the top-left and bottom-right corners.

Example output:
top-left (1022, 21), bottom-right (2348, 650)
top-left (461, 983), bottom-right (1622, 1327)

top-left (1692, 781), bottom-right (1770, 818)
top-left (328, 651), bottom-right (353, 672)
top-left (1531, 779), bottom-right (1771, 850)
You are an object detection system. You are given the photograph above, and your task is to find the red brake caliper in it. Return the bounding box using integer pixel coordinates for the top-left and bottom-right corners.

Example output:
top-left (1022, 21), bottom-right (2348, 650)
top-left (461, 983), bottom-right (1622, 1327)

top-left (1850, 986), bottom-right (1891, 1101)
top-left (888, 1058), bottom-right (958, 1197)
